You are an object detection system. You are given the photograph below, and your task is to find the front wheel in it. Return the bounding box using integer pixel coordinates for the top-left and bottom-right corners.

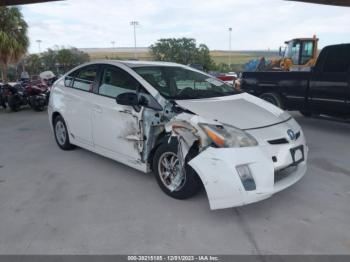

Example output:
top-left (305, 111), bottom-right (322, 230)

top-left (53, 115), bottom-right (74, 150)
top-left (259, 92), bottom-right (283, 108)
top-left (0, 96), bottom-right (6, 109)
top-left (152, 138), bottom-right (202, 199)
top-left (7, 95), bottom-right (20, 112)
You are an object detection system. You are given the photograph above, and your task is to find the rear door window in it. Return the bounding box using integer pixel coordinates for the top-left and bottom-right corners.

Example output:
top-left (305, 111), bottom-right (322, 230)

top-left (72, 65), bottom-right (98, 91)
top-left (323, 46), bottom-right (350, 73)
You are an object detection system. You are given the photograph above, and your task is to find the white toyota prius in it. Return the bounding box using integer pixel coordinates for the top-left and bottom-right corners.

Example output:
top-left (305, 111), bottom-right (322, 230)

top-left (48, 61), bottom-right (308, 210)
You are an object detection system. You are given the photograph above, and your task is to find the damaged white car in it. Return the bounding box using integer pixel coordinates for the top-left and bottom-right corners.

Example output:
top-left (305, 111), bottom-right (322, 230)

top-left (48, 61), bottom-right (308, 210)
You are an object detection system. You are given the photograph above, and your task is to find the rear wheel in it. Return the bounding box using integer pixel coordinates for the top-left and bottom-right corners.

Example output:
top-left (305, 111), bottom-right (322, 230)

top-left (152, 138), bottom-right (201, 199)
top-left (259, 92), bottom-right (283, 108)
top-left (53, 115), bottom-right (74, 150)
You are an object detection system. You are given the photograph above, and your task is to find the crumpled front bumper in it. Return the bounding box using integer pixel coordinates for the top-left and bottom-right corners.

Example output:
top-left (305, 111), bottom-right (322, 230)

top-left (188, 125), bottom-right (308, 210)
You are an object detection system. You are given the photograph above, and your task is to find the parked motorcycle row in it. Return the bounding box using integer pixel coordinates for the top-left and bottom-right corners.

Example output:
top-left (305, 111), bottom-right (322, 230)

top-left (0, 71), bottom-right (57, 112)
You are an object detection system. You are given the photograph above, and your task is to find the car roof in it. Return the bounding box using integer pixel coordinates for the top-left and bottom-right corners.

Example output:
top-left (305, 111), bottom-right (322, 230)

top-left (89, 60), bottom-right (184, 68)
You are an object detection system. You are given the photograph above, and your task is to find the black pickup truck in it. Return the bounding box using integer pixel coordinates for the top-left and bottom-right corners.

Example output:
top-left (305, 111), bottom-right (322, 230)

top-left (240, 44), bottom-right (350, 117)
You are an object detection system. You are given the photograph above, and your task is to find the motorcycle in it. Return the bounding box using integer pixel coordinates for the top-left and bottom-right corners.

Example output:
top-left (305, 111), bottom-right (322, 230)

top-left (5, 83), bottom-right (26, 112)
top-left (3, 71), bottom-right (56, 112)
top-left (6, 81), bottom-right (49, 112)
top-left (27, 83), bottom-right (49, 112)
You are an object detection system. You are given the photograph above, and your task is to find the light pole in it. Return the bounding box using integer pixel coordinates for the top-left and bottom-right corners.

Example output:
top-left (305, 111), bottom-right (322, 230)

top-left (111, 41), bottom-right (115, 49)
top-left (130, 21), bottom-right (139, 59)
top-left (228, 27), bottom-right (232, 67)
top-left (36, 39), bottom-right (42, 54)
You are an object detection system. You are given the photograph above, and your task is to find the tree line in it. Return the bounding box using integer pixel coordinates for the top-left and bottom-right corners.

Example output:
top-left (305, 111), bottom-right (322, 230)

top-left (1, 6), bottom-right (238, 83)
top-left (24, 48), bottom-right (90, 76)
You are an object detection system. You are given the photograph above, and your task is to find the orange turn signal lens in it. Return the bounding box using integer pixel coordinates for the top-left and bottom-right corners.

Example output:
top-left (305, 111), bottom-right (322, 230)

top-left (202, 126), bottom-right (225, 147)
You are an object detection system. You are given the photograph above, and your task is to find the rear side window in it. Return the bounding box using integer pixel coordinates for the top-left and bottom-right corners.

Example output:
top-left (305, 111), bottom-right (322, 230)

top-left (323, 46), bottom-right (350, 73)
top-left (99, 66), bottom-right (139, 98)
top-left (71, 65), bottom-right (98, 91)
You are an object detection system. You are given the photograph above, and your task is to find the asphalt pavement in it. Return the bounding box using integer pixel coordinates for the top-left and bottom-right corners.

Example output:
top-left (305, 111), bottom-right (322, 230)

top-left (0, 108), bottom-right (349, 254)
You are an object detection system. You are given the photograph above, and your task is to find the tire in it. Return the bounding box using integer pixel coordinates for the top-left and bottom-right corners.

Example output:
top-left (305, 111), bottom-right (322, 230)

top-left (7, 95), bottom-right (20, 112)
top-left (29, 96), bottom-right (45, 112)
top-left (259, 92), bottom-right (283, 108)
top-left (152, 137), bottom-right (202, 199)
top-left (35, 105), bottom-right (45, 112)
top-left (29, 96), bottom-right (46, 112)
top-left (299, 110), bottom-right (312, 117)
top-left (53, 115), bottom-right (74, 150)
top-left (0, 97), bottom-right (6, 109)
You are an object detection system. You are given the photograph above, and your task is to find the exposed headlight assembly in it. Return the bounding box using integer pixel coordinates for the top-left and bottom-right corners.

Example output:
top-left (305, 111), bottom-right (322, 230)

top-left (199, 124), bottom-right (258, 148)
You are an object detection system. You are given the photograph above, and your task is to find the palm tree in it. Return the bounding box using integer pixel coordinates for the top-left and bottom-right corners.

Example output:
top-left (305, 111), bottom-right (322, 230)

top-left (0, 6), bottom-right (29, 83)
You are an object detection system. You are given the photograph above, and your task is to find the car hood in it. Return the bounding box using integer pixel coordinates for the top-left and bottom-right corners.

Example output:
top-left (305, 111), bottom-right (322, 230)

top-left (175, 93), bottom-right (290, 130)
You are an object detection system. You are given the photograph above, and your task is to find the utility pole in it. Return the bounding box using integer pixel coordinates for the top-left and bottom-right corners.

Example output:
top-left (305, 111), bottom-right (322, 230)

top-left (228, 27), bottom-right (232, 67)
top-left (130, 21), bottom-right (139, 59)
top-left (111, 41), bottom-right (115, 49)
top-left (36, 39), bottom-right (42, 54)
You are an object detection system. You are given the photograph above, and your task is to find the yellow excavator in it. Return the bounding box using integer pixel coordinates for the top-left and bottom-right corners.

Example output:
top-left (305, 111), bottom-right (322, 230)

top-left (279, 35), bottom-right (319, 71)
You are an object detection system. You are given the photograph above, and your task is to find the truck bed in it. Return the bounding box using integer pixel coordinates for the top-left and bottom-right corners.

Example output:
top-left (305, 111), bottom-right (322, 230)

top-left (241, 71), bottom-right (311, 110)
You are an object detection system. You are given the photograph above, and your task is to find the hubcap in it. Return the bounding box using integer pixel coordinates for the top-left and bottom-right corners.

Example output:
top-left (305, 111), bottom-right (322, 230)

top-left (158, 152), bottom-right (186, 192)
top-left (55, 121), bottom-right (66, 146)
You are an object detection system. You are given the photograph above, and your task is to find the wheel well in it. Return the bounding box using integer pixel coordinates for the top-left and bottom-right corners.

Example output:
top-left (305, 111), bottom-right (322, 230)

top-left (147, 132), bottom-right (171, 170)
top-left (51, 112), bottom-right (61, 127)
top-left (147, 132), bottom-right (201, 171)
top-left (259, 91), bottom-right (285, 109)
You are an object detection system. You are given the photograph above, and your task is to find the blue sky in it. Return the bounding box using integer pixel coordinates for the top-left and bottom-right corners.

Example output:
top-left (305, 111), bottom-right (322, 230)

top-left (21, 0), bottom-right (350, 53)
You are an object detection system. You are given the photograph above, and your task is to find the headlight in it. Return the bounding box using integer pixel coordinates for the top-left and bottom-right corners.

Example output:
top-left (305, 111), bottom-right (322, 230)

top-left (199, 123), bottom-right (258, 148)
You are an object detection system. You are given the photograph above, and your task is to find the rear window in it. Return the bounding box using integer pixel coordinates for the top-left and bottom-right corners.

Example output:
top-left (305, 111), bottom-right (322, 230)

top-left (323, 46), bottom-right (350, 73)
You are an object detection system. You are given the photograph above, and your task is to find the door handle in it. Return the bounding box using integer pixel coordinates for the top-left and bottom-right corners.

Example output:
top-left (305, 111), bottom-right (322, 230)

top-left (93, 105), bottom-right (102, 113)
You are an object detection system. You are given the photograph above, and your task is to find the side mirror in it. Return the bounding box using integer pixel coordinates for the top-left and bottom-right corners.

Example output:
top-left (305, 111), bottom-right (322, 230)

top-left (139, 94), bottom-right (163, 111)
top-left (116, 92), bottom-right (138, 106)
top-left (116, 92), bottom-right (163, 111)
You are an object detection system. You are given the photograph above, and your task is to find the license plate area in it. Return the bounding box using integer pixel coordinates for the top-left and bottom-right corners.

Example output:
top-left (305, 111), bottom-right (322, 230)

top-left (290, 145), bottom-right (304, 165)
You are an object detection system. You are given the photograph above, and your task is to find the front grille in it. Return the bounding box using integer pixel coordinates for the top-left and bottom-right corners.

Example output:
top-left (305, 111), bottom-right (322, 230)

top-left (274, 165), bottom-right (297, 183)
top-left (268, 131), bottom-right (301, 145)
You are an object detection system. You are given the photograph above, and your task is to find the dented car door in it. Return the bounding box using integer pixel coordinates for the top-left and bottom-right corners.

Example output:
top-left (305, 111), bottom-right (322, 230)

top-left (92, 65), bottom-right (142, 161)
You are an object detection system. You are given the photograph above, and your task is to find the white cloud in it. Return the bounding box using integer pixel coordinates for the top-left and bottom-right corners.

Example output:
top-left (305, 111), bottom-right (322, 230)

top-left (22, 0), bottom-right (350, 53)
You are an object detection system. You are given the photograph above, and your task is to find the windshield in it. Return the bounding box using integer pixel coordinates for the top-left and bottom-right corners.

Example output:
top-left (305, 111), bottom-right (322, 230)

top-left (133, 66), bottom-right (238, 100)
top-left (284, 41), bottom-right (301, 64)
